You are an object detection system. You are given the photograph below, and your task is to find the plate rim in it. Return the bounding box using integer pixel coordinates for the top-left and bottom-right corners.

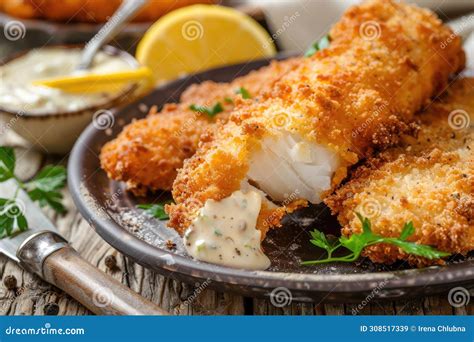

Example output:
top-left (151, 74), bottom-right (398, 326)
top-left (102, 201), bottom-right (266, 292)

top-left (68, 57), bottom-right (474, 300)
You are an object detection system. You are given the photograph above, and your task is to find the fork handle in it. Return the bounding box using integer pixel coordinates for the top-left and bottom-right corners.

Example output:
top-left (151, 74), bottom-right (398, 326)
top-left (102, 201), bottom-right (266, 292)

top-left (17, 231), bottom-right (167, 315)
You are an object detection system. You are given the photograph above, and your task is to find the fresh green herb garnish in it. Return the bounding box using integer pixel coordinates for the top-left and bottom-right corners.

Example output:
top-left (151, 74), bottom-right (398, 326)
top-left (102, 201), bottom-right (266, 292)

top-left (137, 202), bottom-right (170, 220)
top-left (235, 87), bottom-right (252, 99)
top-left (304, 35), bottom-right (331, 57)
top-left (0, 146), bottom-right (67, 237)
top-left (189, 102), bottom-right (224, 118)
top-left (0, 198), bottom-right (27, 237)
top-left (302, 213), bottom-right (450, 265)
top-left (0, 147), bottom-right (15, 182)
top-left (224, 97), bottom-right (234, 104)
top-left (26, 165), bottom-right (67, 214)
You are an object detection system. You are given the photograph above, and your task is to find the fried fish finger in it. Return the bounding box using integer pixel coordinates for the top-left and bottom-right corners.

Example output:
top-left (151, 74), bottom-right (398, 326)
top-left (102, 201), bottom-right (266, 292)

top-left (325, 78), bottom-right (474, 267)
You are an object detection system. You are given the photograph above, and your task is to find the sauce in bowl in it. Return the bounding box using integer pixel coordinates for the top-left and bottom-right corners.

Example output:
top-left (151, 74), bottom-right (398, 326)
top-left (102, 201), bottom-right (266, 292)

top-left (0, 47), bottom-right (134, 114)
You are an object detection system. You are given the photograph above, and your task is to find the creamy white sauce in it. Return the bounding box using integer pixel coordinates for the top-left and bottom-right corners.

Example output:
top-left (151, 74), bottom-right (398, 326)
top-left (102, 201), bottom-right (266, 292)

top-left (0, 47), bottom-right (133, 114)
top-left (247, 133), bottom-right (340, 204)
top-left (183, 190), bottom-right (271, 270)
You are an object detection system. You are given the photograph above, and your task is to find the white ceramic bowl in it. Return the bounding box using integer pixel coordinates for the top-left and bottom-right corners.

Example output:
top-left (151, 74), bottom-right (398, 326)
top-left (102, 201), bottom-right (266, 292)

top-left (0, 45), bottom-right (140, 154)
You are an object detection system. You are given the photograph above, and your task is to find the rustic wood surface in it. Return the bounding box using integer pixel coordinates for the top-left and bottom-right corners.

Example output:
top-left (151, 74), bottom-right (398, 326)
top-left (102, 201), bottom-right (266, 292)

top-left (0, 131), bottom-right (472, 316)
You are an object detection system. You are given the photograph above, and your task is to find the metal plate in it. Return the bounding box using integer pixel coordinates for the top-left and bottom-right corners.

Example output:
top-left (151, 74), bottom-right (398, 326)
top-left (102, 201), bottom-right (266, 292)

top-left (68, 57), bottom-right (474, 303)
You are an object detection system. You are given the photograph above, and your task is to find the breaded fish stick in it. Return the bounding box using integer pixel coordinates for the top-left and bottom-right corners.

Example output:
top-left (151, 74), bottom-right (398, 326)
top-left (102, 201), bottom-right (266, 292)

top-left (167, 0), bottom-right (465, 269)
top-left (100, 58), bottom-right (300, 194)
top-left (326, 78), bottom-right (473, 267)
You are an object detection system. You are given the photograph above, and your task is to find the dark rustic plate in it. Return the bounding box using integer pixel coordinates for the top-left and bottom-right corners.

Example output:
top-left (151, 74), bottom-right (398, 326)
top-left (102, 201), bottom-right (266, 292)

top-left (68, 57), bottom-right (474, 303)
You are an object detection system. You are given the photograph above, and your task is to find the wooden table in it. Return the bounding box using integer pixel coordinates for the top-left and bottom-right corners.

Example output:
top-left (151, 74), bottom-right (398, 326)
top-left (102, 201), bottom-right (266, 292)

top-left (0, 131), bottom-right (472, 316)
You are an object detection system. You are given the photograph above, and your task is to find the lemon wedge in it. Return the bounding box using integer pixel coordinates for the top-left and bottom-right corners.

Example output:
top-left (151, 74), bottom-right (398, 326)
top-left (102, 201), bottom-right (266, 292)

top-left (32, 67), bottom-right (154, 93)
top-left (136, 5), bottom-right (276, 83)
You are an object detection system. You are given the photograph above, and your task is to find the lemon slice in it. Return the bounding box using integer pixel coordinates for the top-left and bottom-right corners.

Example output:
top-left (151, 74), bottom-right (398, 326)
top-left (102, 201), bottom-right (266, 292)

top-left (32, 67), bottom-right (154, 93)
top-left (136, 5), bottom-right (276, 82)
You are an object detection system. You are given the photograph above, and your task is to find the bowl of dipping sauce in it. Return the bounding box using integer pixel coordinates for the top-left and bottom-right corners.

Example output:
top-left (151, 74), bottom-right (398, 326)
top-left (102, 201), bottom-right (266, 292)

top-left (0, 45), bottom-right (140, 154)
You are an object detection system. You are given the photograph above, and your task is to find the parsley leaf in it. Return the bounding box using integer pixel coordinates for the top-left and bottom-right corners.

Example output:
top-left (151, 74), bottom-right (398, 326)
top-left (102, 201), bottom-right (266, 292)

top-left (0, 147), bottom-right (15, 182)
top-left (224, 97), bottom-right (234, 104)
top-left (309, 229), bottom-right (340, 256)
top-left (383, 238), bottom-right (450, 259)
top-left (235, 87), bottom-right (252, 99)
top-left (189, 102), bottom-right (224, 118)
top-left (26, 165), bottom-right (67, 192)
top-left (0, 146), bottom-right (68, 236)
top-left (137, 203), bottom-right (169, 220)
top-left (0, 198), bottom-right (28, 238)
top-left (25, 165), bottom-right (67, 214)
top-left (399, 221), bottom-right (415, 241)
top-left (28, 188), bottom-right (66, 214)
top-left (304, 35), bottom-right (331, 57)
top-left (302, 213), bottom-right (450, 265)
top-left (336, 213), bottom-right (382, 260)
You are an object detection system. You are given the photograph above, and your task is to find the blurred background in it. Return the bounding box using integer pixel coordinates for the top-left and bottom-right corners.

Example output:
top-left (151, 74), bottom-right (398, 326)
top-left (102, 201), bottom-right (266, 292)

top-left (1, 0), bottom-right (474, 57)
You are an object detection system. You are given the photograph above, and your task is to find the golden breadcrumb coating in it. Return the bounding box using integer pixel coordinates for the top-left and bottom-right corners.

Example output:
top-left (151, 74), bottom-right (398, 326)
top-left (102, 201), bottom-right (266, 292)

top-left (168, 0), bottom-right (465, 236)
top-left (0, 0), bottom-right (215, 22)
top-left (100, 58), bottom-right (300, 194)
top-left (326, 78), bottom-right (474, 266)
